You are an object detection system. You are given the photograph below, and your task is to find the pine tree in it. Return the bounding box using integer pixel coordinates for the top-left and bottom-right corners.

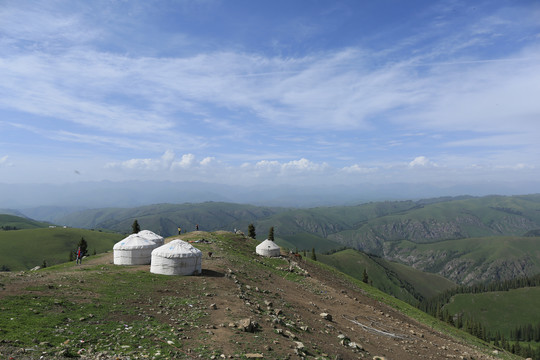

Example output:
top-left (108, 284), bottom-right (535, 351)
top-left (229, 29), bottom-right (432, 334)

top-left (311, 247), bottom-right (317, 261)
top-left (362, 268), bottom-right (369, 283)
top-left (132, 219), bottom-right (141, 234)
top-left (248, 223), bottom-right (256, 239)
top-left (268, 226), bottom-right (274, 241)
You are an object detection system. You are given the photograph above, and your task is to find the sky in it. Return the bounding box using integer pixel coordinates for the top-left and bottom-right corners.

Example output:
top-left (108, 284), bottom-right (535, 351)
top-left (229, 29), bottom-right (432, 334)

top-left (1, 0), bottom-right (540, 193)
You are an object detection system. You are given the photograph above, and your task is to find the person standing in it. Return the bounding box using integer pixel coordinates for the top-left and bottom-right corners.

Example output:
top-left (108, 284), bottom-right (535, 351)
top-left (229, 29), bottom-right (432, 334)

top-left (76, 247), bottom-right (82, 265)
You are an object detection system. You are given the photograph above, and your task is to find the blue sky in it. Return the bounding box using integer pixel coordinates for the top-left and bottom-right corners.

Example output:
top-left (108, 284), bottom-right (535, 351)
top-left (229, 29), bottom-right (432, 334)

top-left (1, 0), bottom-right (540, 191)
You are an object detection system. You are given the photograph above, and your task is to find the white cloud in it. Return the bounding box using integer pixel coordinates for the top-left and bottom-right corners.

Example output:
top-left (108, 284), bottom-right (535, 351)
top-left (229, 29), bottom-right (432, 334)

top-left (107, 151), bottom-right (216, 172)
top-left (200, 157), bottom-right (216, 166)
top-left (340, 164), bottom-right (377, 174)
top-left (409, 156), bottom-right (438, 168)
top-left (172, 154), bottom-right (196, 169)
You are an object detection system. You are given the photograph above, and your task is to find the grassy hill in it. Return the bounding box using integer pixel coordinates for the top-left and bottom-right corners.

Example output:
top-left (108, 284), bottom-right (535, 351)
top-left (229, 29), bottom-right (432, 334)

top-left (0, 227), bottom-right (123, 271)
top-left (318, 248), bottom-right (456, 305)
top-left (0, 213), bottom-right (51, 230)
top-left (444, 287), bottom-right (540, 340)
top-left (39, 194), bottom-right (540, 285)
top-left (0, 231), bottom-right (518, 360)
top-left (57, 202), bottom-right (286, 236)
top-left (386, 236), bottom-right (540, 285)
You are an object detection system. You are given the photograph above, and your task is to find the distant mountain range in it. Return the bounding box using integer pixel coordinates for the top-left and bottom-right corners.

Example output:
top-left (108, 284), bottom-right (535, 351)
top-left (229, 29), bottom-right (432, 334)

top-left (3, 193), bottom-right (540, 288)
top-left (7, 193), bottom-right (535, 286)
top-left (1, 179), bottom-right (539, 211)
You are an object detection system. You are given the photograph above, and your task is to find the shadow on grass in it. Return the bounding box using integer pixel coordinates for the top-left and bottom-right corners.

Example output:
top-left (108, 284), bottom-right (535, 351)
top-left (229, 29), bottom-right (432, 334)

top-left (201, 269), bottom-right (224, 278)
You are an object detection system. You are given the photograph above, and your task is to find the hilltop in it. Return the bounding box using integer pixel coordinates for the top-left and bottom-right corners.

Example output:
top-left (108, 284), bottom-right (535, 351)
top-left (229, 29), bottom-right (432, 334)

top-left (32, 194), bottom-right (540, 286)
top-left (0, 231), bottom-right (513, 360)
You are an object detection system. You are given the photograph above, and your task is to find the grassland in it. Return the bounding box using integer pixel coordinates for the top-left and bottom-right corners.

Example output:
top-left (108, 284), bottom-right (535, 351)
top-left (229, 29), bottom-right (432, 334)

top-left (444, 287), bottom-right (540, 338)
top-left (0, 214), bottom-right (51, 229)
top-left (0, 228), bottom-right (123, 270)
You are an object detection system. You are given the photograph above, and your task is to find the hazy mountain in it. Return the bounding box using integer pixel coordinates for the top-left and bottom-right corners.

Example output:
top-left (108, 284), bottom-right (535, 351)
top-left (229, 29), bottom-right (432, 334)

top-left (2, 180), bottom-right (538, 212)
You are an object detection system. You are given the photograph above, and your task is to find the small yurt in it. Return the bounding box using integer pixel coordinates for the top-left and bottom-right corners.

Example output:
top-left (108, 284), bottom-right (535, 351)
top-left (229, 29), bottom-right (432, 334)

top-left (113, 234), bottom-right (160, 265)
top-left (150, 239), bottom-right (202, 276)
top-left (137, 230), bottom-right (164, 246)
top-left (256, 239), bottom-right (281, 257)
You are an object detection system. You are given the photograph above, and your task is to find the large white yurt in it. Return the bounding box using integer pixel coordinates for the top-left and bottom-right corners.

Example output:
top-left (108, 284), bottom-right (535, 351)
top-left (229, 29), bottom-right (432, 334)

top-left (137, 230), bottom-right (164, 246)
top-left (113, 234), bottom-right (160, 265)
top-left (256, 239), bottom-right (281, 257)
top-left (150, 239), bottom-right (202, 276)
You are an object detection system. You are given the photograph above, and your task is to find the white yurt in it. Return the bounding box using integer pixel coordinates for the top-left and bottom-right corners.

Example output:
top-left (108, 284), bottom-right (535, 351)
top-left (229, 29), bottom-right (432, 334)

top-left (113, 234), bottom-right (160, 265)
top-left (137, 230), bottom-right (164, 246)
top-left (150, 239), bottom-right (202, 276)
top-left (256, 239), bottom-right (281, 257)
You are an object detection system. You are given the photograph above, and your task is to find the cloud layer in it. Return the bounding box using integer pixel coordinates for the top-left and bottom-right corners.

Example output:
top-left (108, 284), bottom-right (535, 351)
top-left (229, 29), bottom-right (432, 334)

top-left (0, 1), bottom-right (539, 192)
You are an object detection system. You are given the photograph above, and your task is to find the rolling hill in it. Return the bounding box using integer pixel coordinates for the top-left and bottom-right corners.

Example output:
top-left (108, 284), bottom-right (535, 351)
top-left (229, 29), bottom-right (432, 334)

top-left (0, 231), bottom-right (517, 360)
top-left (0, 227), bottom-right (123, 271)
top-left (54, 202), bottom-right (286, 236)
top-left (43, 194), bottom-right (540, 286)
top-left (317, 248), bottom-right (456, 305)
top-left (0, 213), bottom-right (51, 230)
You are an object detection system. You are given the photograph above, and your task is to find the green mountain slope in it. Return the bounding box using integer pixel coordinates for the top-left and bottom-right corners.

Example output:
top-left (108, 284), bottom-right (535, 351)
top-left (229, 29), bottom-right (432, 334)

top-left (386, 236), bottom-right (540, 285)
top-left (444, 287), bottom-right (540, 339)
top-left (50, 194), bottom-right (540, 285)
top-left (0, 228), bottom-right (123, 270)
top-left (327, 194), bottom-right (540, 253)
top-left (0, 214), bottom-right (51, 230)
top-left (318, 249), bottom-right (456, 304)
top-left (57, 202), bottom-right (285, 236)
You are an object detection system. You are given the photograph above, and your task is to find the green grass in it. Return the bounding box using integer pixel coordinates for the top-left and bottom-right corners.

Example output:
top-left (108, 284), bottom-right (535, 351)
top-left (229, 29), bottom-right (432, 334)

top-left (318, 249), bottom-right (456, 305)
top-left (0, 266), bottom-right (209, 358)
top-left (277, 232), bottom-right (341, 253)
top-left (0, 228), bottom-right (123, 270)
top-left (444, 287), bottom-right (540, 339)
top-left (0, 214), bottom-right (51, 229)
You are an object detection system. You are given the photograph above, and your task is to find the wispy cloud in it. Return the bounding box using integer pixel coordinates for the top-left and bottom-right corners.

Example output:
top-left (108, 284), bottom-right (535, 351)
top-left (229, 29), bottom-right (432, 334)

top-left (1, 1), bottom-right (539, 190)
top-left (0, 155), bottom-right (11, 166)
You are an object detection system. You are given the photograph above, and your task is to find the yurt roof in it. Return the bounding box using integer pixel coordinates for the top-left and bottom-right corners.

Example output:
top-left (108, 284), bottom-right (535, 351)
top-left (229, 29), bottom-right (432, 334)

top-left (138, 230), bottom-right (164, 241)
top-left (151, 239), bottom-right (202, 259)
top-left (256, 239), bottom-right (280, 250)
top-left (113, 234), bottom-right (157, 250)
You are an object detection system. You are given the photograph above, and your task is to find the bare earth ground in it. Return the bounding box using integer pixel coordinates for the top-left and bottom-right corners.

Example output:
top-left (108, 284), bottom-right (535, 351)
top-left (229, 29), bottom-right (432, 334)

top-left (0, 231), bottom-right (507, 360)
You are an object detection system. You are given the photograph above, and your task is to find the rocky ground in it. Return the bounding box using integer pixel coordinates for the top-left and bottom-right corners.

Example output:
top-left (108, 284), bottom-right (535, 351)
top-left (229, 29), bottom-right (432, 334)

top-left (0, 231), bottom-right (512, 359)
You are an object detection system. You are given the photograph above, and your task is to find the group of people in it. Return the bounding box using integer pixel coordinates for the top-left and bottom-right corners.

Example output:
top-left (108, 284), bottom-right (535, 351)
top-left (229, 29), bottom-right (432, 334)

top-left (178, 224), bottom-right (200, 234)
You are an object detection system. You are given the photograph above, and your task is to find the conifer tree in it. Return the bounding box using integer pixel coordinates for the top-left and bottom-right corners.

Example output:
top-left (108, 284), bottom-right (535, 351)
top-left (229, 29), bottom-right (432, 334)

top-left (362, 268), bottom-right (369, 283)
top-left (268, 226), bottom-right (274, 241)
top-left (248, 223), bottom-right (256, 239)
top-left (311, 247), bottom-right (317, 261)
top-left (132, 219), bottom-right (141, 234)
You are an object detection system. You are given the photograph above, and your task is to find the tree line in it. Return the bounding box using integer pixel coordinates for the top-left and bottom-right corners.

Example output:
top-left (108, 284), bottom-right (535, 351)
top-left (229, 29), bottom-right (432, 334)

top-left (0, 225), bottom-right (18, 231)
top-left (419, 273), bottom-right (540, 359)
top-left (419, 273), bottom-right (540, 314)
